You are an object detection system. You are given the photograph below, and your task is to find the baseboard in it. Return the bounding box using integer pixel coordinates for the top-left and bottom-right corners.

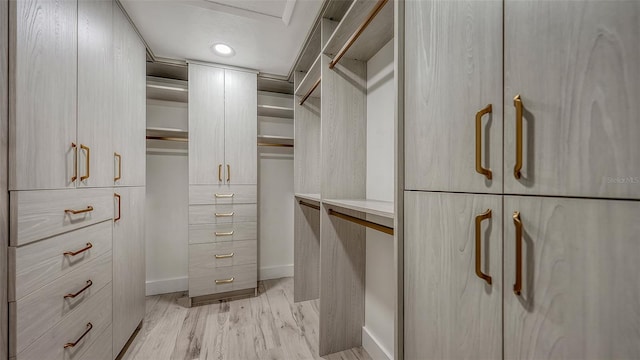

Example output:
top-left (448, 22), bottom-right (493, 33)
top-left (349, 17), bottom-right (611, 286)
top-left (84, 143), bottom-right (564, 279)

top-left (146, 276), bottom-right (188, 296)
top-left (259, 264), bottom-right (293, 281)
top-left (362, 326), bottom-right (392, 360)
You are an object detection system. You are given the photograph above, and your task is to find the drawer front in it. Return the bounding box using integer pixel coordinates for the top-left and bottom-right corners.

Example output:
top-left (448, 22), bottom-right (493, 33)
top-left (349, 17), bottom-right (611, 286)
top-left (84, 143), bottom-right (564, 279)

top-left (189, 204), bottom-right (257, 225)
top-left (189, 241), bottom-right (257, 270)
top-left (15, 282), bottom-right (112, 360)
top-left (189, 185), bottom-right (257, 205)
top-left (189, 263), bottom-right (257, 297)
top-left (10, 188), bottom-right (113, 246)
top-left (188, 222), bottom-right (257, 244)
top-left (14, 251), bottom-right (112, 355)
top-left (11, 221), bottom-right (112, 301)
top-left (79, 324), bottom-right (112, 360)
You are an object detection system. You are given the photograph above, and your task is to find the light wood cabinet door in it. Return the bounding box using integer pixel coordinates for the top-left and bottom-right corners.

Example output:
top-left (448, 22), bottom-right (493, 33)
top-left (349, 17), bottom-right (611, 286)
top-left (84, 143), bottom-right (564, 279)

top-left (9, 0), bottom-right (77, 190)
top-left (504, 1), bottom-right (640, 199)
top-left (113, 6), bottom-right (146, 187)
top-left (224, 69), bottom-right (257, 185)
top-left (404, 0), bottom-right (503, 194)
top-left (112, 186), bottom-right (145, 355)
top-left (404, 191), bottom-right (502, 360)
top-left (189, 64), bottom-right (225, 185)
top-left (504, 196), bottom-right (640, 359)
top-left (77, 0), bottom-right (113, 188)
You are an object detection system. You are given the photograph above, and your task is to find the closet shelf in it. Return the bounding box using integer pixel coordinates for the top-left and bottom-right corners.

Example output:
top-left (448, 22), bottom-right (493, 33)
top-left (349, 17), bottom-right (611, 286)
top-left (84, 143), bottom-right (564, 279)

top-left (294, 54), bottom-right (321, 103)
top-left (295, 193), bottom-right (321, 204)
top-left (146, 127), bottom-right (188, 142)
top-left (323, 0), bottom-right (393, 66)
top-left (257, 104), bottom-right (294, 119)
top-left (322, 198), bottom-right (394, 219)
top-left (258, 135), bottom-right (294, 147)
top-left (147, 76), bottom-right (188, 103)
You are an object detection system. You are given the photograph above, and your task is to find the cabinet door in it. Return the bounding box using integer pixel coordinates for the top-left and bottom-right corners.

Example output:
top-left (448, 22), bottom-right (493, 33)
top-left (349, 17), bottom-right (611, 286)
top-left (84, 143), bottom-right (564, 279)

top-left (504, 196), bottom-right (640, 359)
top-left (112, 186), bottom-right (145, 355)
top-left (404, 191), bottom-right (502, 359)
top-left (113, 6), bottom-right (146, 187)
top-left (77, 0), bottom-right (113, 188)
top-left (404, 0), bottom-right (503, 194)
top-left (189, 64), bottom-right (225, 185)
top-left (504, 1), bottom-right (640, 199)
top-left (224, 69), bottom-right (257, 185)
top-left (9, 0), bottom-right (77, 190)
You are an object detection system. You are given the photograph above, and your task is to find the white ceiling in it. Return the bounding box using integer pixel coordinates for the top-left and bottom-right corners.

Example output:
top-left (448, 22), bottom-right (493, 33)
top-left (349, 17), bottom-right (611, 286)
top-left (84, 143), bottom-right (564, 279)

top-left (121, 0), bottom-right (323, 76)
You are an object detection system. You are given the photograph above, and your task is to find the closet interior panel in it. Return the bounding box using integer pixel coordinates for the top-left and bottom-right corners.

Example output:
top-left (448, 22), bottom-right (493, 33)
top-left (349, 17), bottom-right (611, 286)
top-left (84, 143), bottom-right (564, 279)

top-left (0, 0), bottom-right (7, 357)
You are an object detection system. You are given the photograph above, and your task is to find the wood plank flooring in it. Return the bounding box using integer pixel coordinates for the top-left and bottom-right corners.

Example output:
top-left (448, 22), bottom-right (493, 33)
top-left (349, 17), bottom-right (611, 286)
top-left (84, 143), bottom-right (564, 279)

top-left (121, 277), bottom-right (372, 360)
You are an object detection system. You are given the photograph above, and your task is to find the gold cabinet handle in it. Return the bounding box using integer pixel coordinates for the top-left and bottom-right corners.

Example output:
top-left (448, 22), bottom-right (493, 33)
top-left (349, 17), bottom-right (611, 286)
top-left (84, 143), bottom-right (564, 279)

top-left (475, 104), bottom-right (493, 180)
top-left (114, 152), bottom-right (122, 181)
top-left (64, 322), bottom-right (93, 349)
top-left (64, 243), bottom-right (93, 256)
top-left (475, 209), bottom-right (492, 285)
top-left (227, 164), bottom-right (231, 182)
top-left (114, 193), bottom-right (121, 222)
top-left (215, 231), bottom-right (234, 236)
top-left (215, 212), bottom-right (234, 217)
top-left (513, 95), bottom-right (523, 179)
top-left (218, 164), bottom-right (222, 182)
top-left (71, 143), bottom-right (78, 182)
top-left (64, 280), bottom-right (93, 299)
top-left (513, 211), bottom-right (522, 295)
top-left (80, 144), bottom-right (90, 181)
top-left (214, 253), bottom-right (234, 259)
top-left (214, 193), bottom-right (234, 198)
top-left (215, 277), bottom-right (234, 284)
top-left (65, 206), bottom-right (94, 215)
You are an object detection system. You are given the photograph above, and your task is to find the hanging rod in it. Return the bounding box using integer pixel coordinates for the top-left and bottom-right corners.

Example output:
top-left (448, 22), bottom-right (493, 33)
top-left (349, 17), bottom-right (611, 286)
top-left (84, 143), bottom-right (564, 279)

top-left (299, 78), bottom-right (321, 106)
top-left (328, 209), bottom-right (394, 235)
top-left (146, 136), bottom-right (188, 142)
top-left (328, 0), bottom-right (390, 69)
top-left (258, 143), bottom-right (294, 148)
top-left (299, 200), bottom-right (320, 211)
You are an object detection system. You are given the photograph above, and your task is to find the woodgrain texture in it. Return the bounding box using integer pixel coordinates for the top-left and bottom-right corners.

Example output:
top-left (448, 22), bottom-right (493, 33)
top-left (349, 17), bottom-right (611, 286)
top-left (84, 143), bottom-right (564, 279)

top-left (1, 0), bottom-right (8, 356)
top-left (319, 205), bottom-right (366, 356)
top-left (10, 188), bottom-right (113, 246)
top-left (404, 0), bottom-right (503, 194)
top-left (188, 204), bottom-right (257, 225)
top-left (322, 198), bottom-right (394, 219)
top-left (504, 196), bottom-right (640, 359)
top-left (293, 89), bottom-right (321, 194)
top-left (188, 263), bottom-right (257, 298)
top-left (294, 200), bottom-right (320, 302)
top-left (188, 63), bottom-right (225, 185)
top-left (189, 184), bottom-right (257, 205)
top-left (189, 240), bottom-right (257, 269)
top-left (404, 191), bottom-right (502, 360)
top-left (504, 0), bottom-right (640, 199)
top-left (81, 324), bottom-right (112, 360)
top-left (189, 222), bottom-right (257, 244)
top-left (113, 187), bottom-right (145, 355)
top-left (77, 0), bottom-right (113, 188)
top-left (294, 54), bottom-right (321, 98)
top-left (224, 69), bottom-right (258, 185)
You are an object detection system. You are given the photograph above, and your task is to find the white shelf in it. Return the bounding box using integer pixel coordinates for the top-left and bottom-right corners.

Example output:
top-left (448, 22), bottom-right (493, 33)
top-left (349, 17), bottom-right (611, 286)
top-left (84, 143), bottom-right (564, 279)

top-left (257, 104), bottom-right (293, 118)
top-left (258, 135), bottom-right (294, 146)
top-left (322, 198), bottom-right (394, 219)
top-left (294, 53), bottom-right (321, 99)
top-left (295, 193), bottom-right (321, 204)
top-left (147, 76), bottom-right (188, 103)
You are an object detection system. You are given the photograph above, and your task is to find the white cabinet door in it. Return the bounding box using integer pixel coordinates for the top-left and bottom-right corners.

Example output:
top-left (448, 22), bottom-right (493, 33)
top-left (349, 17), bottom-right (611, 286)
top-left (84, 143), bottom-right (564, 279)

top-left (189, 64), bottom-right (225, 185)
top-left (504, 1), bottom-right (640, 199)
top-left (9, 0), bottom-right (77, 190)
top-left (112, 186), bottom-right (145, 355)
top-left (405, 0), bottom-right (503, 194)
top-left (404, 191), bottom-right (502, 359)
top-left (77, 0), bottom-right (113, 188)
top-left (224, 69), bottom-right (257, 185)
top-left (504, 196), bottom-right (640, 359)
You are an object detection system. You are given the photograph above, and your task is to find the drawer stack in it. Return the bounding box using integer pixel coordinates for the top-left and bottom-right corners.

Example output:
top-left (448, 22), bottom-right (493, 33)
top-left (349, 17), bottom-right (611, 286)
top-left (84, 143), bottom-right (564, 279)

top-left (188, 185), bottom-right (258, 298)
top-left (8, 189), bottom-right (114, 360)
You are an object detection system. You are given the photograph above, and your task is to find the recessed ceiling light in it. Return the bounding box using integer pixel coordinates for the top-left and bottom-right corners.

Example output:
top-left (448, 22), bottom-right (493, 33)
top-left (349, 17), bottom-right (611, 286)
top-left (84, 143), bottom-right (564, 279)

top-left (211, 43), bottom-right (235, 57)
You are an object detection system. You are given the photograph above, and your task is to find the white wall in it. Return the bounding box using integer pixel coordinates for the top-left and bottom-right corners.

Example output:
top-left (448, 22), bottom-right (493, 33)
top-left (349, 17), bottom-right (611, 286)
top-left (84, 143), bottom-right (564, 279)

top-left (365, 39), bottom-right (395, 360)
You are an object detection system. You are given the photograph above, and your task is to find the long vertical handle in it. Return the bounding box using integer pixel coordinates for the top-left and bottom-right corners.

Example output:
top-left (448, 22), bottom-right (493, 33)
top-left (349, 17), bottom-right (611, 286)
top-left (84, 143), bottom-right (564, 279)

top-left (227, 164), bottom-right (231, 182)
top-left (114, 152), bottom-right (122, 181)
top-left (71, 143), bottom-right (78, 182)
top-left (513, 95), bottom-right (523, 179)
top-left (475, 209), bottom-right (492, 285)
top-left (475, 104), bottom-right (493, 180)
top-left (80, 144), bottom-right (90, 181)
top-left (114, 193), bottom-right (121, 222)
top-left (513, 211), bottom-right (522, 295)
top-left (218, 164), bottom-right (222, 182)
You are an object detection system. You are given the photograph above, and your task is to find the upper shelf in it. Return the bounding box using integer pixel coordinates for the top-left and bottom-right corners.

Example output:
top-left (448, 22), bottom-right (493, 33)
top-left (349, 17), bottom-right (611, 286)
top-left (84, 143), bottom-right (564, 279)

top-left (322, 0), bottom-right (393, 64)
top-left (322, 198), bottom-right (394, 219)
top-left (258, 135), bottom-right (294, 147)
top-left (147, 76), bottom-right (188, 103)
top-left (295, 193), bottom-right (321, 204)
top-left (258, 104), bottom-right (294, 118)
top-left (294, 54), bottom-right (321, 101)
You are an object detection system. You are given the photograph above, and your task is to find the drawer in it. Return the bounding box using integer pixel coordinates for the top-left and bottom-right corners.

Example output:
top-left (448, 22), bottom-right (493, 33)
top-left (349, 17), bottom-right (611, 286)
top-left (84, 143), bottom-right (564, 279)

top-left (10, 188), bottom-right (113, 246)
top-left (10, 221), bottom-right (112, 301)
top-left (13, 251), bottom-right (112, 355)
top-left (189, 185), bottom-right (257, 205)
top-left (188, 222), bottom-right (257, 244)
top-left (189, 241), bottom-right (257, 270)
top-left (189, 263), bottom-right (257, 297)
top-left (14, 282), bottom-right (112, 360)
top-left (79, 324), bottom-right (112, 360)
top-left (189, 204), bottom-right (257, 225)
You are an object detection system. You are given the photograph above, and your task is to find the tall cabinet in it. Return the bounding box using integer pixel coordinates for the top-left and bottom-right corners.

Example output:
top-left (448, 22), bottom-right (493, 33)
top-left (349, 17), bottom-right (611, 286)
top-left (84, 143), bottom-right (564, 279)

top-left (188, 62), bottom-right (258, 301)
top-left (403, 1), bottom-right (640, 359)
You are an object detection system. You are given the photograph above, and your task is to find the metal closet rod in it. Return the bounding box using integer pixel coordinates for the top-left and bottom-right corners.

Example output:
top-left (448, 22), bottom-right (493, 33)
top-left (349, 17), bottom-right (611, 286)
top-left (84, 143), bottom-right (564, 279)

top-left (146, 136), bottom-right (188, 142)
top-left (328, 209), bottom-right (394, 235)
top-left (299, 200), bottom-right (320, 211)
top-left (299, 78), bottom-right (321, 106)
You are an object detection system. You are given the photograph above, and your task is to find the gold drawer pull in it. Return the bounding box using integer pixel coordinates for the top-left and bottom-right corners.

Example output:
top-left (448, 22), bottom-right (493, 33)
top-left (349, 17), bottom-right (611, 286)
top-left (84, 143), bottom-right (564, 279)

top-left (64, 322), bottom-right (93, 349)
top-left (215, 212), bottom-right (234, 217)
top-left (215, 253), bottom-right (234, 259)
top-left (475, 104), bottom-right (493, 180)
top-left (71, 143), bottom-right (78, 182)
top-left (80, 144), bottom-right (90, 181)
top-left (218, 164), bottom-right (223, 182)
top-left (227, 164), bottom-right (231, 182)
top-left (64, 280), bottom-right (93, 299)
top-left (513, 211), bottom-right (523, 295)
top-left (513, 95), bottom-right (523, 179)
top-left (215, 277), bottom-right (234, 284)
top-left (114, 152), bottom-right (122, 181)
top-left (475, 209), bottom-right (493, 285)
top-left (214, 193), bottom-right (235, 198)
top-left (64, 243), bottom-right (93, 256)
top-left (65, 206), bottom-right (94, 215)
top-left (215, 231), bottom-right (234, 236)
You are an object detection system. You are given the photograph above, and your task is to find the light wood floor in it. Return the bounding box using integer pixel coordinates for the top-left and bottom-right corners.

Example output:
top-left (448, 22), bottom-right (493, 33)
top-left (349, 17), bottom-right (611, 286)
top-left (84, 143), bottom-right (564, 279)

top-left (120, 277), bottom-right (372, 360)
